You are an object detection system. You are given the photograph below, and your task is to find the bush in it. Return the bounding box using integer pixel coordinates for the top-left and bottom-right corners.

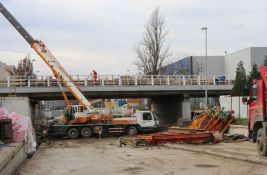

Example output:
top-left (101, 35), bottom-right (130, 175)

top-left (232, 118), bottom-right (248, 126)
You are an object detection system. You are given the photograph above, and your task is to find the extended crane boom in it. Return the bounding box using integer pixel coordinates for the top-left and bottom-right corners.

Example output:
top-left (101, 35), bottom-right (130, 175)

top-left (0, 3), bottom-right (162, 136)
top-left (0, 3), bottom-right (34, 44)
top-left (0, 2), bottom-right (91, 110)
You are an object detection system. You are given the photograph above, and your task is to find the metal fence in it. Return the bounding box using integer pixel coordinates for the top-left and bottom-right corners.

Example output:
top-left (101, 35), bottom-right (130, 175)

top-left (0, 75), bottom-right (234, 87)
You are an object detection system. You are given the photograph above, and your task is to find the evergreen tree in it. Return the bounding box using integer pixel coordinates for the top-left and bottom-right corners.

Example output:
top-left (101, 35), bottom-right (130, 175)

top-left (232, 61), bottom-right (248, 96)
top-left (247, 64), bottom-right (260, 93)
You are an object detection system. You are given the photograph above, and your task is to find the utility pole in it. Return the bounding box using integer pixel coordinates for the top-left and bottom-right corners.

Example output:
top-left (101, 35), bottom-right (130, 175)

top-left (201, 27), bottom-right (208, 105)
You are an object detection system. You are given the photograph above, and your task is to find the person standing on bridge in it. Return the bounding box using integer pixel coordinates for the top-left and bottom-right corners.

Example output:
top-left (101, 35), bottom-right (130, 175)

top-left (91, 70), bottom-right (97, 85)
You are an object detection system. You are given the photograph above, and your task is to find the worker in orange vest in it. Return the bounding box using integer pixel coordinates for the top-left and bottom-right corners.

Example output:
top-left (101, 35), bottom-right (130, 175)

top-left (91, 70), bottom-right (97, 85)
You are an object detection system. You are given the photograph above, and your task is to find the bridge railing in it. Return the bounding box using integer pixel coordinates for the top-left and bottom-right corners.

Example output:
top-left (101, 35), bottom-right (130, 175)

top-left (0, 75), bottom-right (234, 87)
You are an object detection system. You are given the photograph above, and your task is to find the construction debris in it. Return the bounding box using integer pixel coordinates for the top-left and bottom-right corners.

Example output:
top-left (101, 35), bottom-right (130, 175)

top-left (119, 130), bottom-right (214, 147)
top-left (119, 107), bottom-right (235, 147)
top-left (136, 132), bottom-right (214, 145)
top-left (189, 107), bottom-right (235, 134)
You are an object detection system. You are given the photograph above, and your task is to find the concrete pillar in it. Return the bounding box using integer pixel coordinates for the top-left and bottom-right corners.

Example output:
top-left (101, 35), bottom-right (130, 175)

top-left (182, 98), bottom-right (191, 120)
top-left (134, 76), bottom-right (138, 86)
top-left (30, 100), bottom-right (38, 127)
top-left (198, 76), bottom-right (201, 85)
top-left (7, 76), bottom-right (10, 87)
top-left (28, 79), bottom-right (30, 87)
top-left (119, 76), bottom-right (122, 86)
top-left (151, 95), bottom-right (191, 125)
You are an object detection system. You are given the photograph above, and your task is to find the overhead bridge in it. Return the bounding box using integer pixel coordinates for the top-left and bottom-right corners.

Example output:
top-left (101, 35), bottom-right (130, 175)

top-left (0, 74), bottom-right (233, 100)
top-left (0, 74), bottom-right (234, 124)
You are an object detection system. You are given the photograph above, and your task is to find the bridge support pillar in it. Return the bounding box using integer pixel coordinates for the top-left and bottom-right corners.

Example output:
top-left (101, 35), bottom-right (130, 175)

top-left (151, 95), bottom-right (191, 125)
top-left (30, 100), bottom-right (39, 126)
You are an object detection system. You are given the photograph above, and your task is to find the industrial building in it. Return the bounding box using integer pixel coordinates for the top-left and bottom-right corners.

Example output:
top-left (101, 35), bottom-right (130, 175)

top-left (225, 47), bottom-right (267, 79)
top-left (160, 56), bottom-right (225, 76)
top-left (161, 47), bottom-right (267, 79)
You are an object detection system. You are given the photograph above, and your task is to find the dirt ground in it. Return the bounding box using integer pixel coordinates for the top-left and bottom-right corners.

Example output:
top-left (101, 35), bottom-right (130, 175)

top-left (17, 138), bottom-right (267, 175)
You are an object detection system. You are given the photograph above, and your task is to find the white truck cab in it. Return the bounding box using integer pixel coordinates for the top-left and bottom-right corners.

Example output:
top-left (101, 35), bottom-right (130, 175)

top-left (134, 111), bottom-right (160, 128)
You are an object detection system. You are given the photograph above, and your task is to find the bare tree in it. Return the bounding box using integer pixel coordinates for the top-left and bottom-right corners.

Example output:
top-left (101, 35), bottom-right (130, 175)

top-left (15, 55), bottom-right (34, 77)
top-left (192, 60), bottom-right (204, 75)
top-left (135, 7), bottom-right (171, 75)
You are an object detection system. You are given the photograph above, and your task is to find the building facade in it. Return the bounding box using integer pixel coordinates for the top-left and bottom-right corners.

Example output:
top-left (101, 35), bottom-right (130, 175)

top-left (225, 47), bottom-right (267, 79)
top-left (161, 47), bottom-right (267, 79)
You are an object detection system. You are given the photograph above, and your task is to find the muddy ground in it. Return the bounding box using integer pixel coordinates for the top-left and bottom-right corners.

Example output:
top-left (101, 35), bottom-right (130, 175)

top-left (17, 138), bottom-right (267, 175)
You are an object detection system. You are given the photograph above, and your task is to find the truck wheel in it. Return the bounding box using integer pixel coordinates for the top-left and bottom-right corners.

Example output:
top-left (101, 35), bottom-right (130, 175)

top-left (81, 127), bottom-right (93, 138)
top-left (127, 126), bottom-right (138, 136)
top-left (257, 128), bottom-right (267, 156)
top-left (68, 128), bottom-right (79, 139)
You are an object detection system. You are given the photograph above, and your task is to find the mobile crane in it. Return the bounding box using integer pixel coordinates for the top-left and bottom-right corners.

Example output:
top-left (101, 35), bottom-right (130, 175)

top-left (242, 65), bottom-right (267, 156)
top-left (0, 3), bottom-right (160, 138)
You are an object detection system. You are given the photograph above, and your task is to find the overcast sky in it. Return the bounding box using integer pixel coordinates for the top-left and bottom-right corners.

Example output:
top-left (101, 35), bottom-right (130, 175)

top-left (1, 0), bottom-right (267, 75)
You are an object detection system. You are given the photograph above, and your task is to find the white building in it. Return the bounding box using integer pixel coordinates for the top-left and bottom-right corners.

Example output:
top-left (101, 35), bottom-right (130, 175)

top-left (225, 47), bottom-right (267, 79)
top-left (162, 47), bottom-right (267, 80)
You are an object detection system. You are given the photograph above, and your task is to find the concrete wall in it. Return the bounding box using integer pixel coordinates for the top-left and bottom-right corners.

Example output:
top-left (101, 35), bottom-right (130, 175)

top-left (192, 56), bottom-right (225, 76)
top-left (250, 47), bottom-right (267, 66)
top-left (228, 125), bottom-right (248, 137)
top-left (219, 96), bottom-right (248, 118)
top-left (0, 143), bottom-right (27, 175)
top-left (225, 48), bottom-right (251, 80)
top-left (182, 98), bottom-right (191, 120)
top-left (0, 97), bottom-right (31, 117)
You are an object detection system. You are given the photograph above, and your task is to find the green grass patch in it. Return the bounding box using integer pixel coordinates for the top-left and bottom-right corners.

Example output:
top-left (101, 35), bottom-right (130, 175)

top-left (232, 118), bottom-right (248, 126)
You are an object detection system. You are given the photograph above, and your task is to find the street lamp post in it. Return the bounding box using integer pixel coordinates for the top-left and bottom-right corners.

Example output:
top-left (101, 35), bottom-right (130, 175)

top-left (201, 27), bottom-right (208, 106)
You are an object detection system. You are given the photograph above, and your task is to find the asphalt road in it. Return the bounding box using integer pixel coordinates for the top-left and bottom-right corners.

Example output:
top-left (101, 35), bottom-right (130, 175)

top-left (17, 138), bottom-right (267, 175)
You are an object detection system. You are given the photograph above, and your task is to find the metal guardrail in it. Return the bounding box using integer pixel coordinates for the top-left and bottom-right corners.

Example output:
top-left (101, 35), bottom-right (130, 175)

top-left (0, 75), bottom-right (234, 88)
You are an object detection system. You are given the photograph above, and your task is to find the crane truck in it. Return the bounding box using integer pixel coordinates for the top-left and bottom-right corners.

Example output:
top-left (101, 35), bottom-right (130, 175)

top-left (242, 65), bottom-right (267, 156)
top-left (0, 3), bottom-right (160, 138)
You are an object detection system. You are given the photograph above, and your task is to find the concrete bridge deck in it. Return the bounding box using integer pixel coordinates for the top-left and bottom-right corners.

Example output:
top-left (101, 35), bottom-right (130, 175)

top-left (0, 75), bottom-right (233, 100)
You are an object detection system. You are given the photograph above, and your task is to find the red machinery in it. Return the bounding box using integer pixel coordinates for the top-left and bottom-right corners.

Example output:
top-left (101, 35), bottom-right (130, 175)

top-left (137, 127), bottom-right (214, 145)
top-left (242, 65), bottom-right (267, 156)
